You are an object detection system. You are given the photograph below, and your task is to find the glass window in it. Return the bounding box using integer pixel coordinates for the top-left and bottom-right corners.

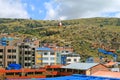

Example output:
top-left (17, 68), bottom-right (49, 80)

top-left (50, 57), bottom-right (55, 60)
top-left (43, 57), bottom-right (48, 60)
top-left (74, 59), bottom-right (77, 61)
top-left (44, 53), bottom-right (48, 55)
top-left (50, 53), bottom-right (54, 55)
top-left (38, 58), bottom-right (42, 60)
top-left (67, 59), bottom-right (71, 62)
top-left (38, 52), bottom-right (43, 54)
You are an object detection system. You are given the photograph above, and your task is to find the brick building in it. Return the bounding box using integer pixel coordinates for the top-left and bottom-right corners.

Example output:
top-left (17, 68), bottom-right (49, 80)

top-left (0, 46), bottom-right (18, 68)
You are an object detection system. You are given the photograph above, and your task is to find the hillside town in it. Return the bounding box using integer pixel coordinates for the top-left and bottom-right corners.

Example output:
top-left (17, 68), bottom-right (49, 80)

top-left (0, 33), bottom-right (120, 80)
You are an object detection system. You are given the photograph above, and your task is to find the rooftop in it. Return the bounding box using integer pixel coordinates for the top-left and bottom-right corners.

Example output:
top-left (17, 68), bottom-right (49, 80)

top-left (36, 47), bottom-right (53, 51)
top-left (62, 63), bottom-right (99, 70)
top-left (8, 74), bottom-right (120, 80)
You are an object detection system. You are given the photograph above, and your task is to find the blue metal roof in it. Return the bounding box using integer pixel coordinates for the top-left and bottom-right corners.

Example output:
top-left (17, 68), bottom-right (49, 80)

top-left (9, 74), bottom-right (120, 80)
top-left (36, 47), bottom-right (52, 51)
top-left (62, 63), bottom-right (99, 70)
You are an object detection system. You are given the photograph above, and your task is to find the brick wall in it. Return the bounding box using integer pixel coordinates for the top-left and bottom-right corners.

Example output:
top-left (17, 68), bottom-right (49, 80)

top-left (90, 64), bottom-right (109, 75)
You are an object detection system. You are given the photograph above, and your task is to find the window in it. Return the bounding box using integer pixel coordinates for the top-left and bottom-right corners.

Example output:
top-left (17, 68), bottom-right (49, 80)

top-left (50, 57), bottom-right (55, 60)
top-left (38, 58), bottom-right (42, 60)
top-left (32, 48), bottom-right (35, 50)
top-left (74, 59), bottom-right (77, 62)
top-left (8, 49), bottom-right (12, 53)
top-left (25, 46), bottom-right (29, 48)
top-left (0, 62), bottom-right (2, 65)
top-left (44, 53), bottom-right (48, 55)
top-left (25, 57), bottom-right (27, 60)
top-left (0, 55), bottom-right (3, 58)
top-left (43, 57), bottom-right (48, 60)
top-left (7, 55), bottom-right (11, 59)
top-left (28, 57), bottom-right (31, 60)
top-left (67, 59), bottom-right (71, 62)
top-left (25, 51), bottom-right (28, 54)
top-left (25, 57), bottom-right (31, 60)
top-left (12, 49), bottom-right (16, 53)
top-left (25, 63), bottom-right (31, 66)
top-left (50, 53), bottom-right (54, 55)
top-left (38, 52), bottom-right (43, 54)
top-left (12, 55), bottom-right (16, 59)
top-left (20, 51), bottom-right (22, 55)
top-left (32, 60), bottom-right (35, 62)
top-left (0, 49), bottom-right (3, 52)
top-left (32, 53), bottom-right (35, 56)
top-left (66, 51), bottom-right (69, 53)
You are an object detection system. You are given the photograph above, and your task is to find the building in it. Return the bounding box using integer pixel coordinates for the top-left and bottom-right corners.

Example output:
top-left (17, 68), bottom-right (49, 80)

top-left (61, 63), bottom-right (109, 76)
top-left (36, 47), bottom-right (58, 66)
top-left (18, 42), bottom-right (36, 68)
top-left (0, 46), bottom-right (18, 68)
top-left (61, 53), bottom-right (80, 65)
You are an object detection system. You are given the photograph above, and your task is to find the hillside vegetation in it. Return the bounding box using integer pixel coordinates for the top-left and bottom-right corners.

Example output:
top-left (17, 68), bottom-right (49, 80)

top-left (0, 18), bottom-right (120, 61)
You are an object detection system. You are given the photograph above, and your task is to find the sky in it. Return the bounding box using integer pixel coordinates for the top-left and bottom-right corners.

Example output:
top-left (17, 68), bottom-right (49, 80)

top-left (0, 0), bottom-right (120, 20)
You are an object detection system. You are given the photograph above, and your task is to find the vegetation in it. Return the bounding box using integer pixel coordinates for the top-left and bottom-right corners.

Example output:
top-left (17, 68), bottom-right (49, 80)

top-left (0, 18), bottom-right (120, 61)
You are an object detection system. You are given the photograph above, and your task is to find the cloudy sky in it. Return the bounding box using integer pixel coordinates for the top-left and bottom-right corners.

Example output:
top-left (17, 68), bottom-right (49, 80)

top-left (0, 0), bottom-right (120, 20)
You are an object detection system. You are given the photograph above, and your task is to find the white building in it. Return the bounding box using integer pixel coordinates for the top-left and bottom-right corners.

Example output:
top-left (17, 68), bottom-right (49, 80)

top-left (42, 51), bottom-right (56, 65)
top-left (66, 53), bottom-right (80, 64)
top-left (61, 52), bottom-right (80, 65)
top-left (36, 47), bottom-right (57, 66)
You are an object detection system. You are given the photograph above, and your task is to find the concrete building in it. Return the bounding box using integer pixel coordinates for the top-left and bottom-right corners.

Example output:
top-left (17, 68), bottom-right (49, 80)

top-left (65, 53), bottom-right (80, 64)
top-left (36, 47), bottom-right (58, 66)
top-left (0, 46), bottom-right (18, 68)
top-left (18, 42), bottom-right (36, 68)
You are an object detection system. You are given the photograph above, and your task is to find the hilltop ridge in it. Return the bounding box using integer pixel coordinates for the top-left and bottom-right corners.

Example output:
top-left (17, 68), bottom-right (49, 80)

top-left (0, 17), bottom-right (120, 61)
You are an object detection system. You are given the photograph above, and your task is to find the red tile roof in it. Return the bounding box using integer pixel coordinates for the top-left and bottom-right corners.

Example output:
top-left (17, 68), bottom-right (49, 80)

top-left (92, 71), bottom-right (120, 78)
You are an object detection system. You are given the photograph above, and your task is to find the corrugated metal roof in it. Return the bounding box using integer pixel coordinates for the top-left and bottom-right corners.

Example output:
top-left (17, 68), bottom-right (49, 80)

top-left (62, 63), bottom-right (99, 70)
top-left (36, 47), bottom-right (53, 51)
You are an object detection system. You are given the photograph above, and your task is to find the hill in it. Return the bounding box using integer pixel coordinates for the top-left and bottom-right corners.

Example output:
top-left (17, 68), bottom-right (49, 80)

top-left (0, 18), bottom-right (120, 61)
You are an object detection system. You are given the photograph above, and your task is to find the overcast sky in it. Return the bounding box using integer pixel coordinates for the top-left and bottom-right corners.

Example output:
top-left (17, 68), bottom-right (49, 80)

top-left (0, 0), bottom-right (120, 20)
